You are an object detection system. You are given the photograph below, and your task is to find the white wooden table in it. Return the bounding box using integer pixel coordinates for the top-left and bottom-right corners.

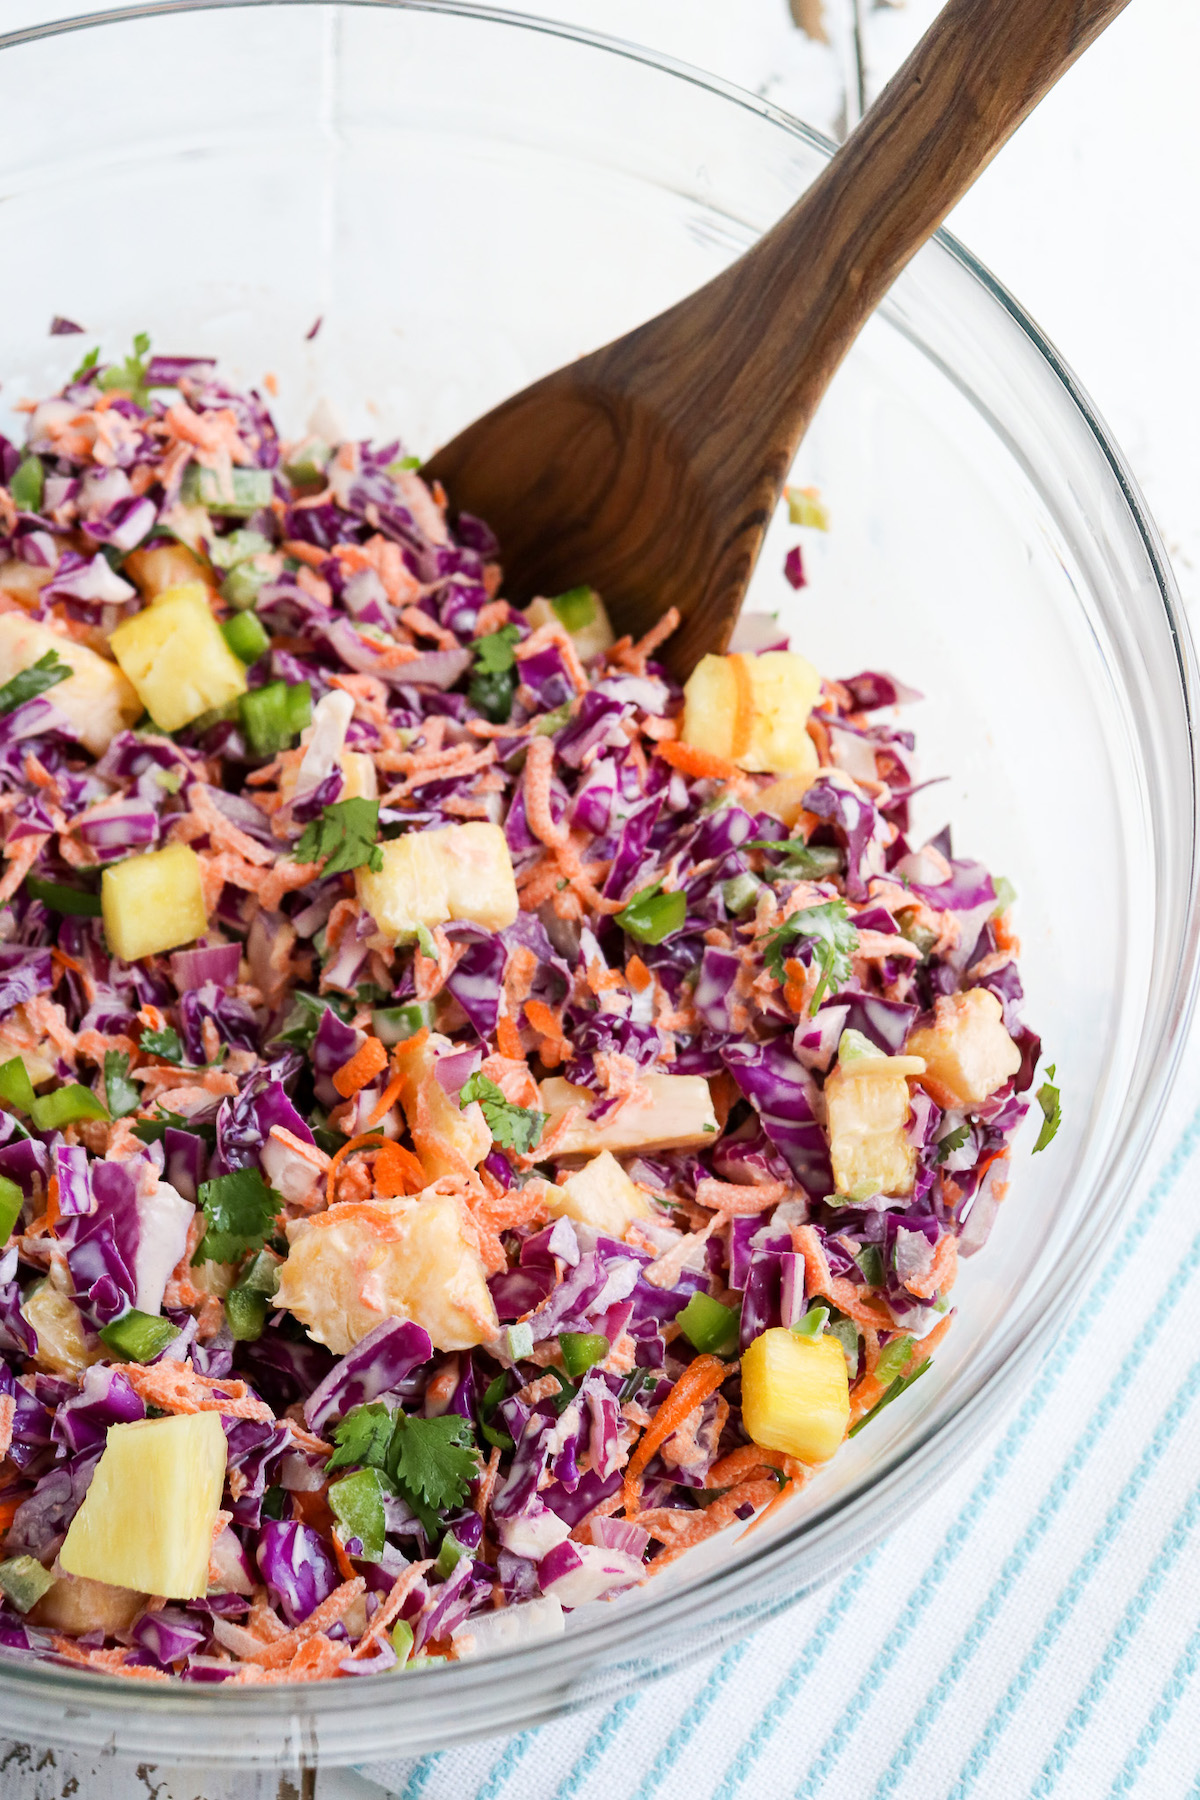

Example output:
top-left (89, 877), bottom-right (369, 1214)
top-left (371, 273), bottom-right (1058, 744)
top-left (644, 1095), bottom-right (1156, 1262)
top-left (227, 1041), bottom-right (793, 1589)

top-left (2, 0), bottom-right (1193, 1792)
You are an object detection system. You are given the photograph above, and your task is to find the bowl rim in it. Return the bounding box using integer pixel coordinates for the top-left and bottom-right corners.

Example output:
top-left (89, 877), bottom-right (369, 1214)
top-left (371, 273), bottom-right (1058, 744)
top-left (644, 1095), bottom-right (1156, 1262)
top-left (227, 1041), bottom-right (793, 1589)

top-left (0, 0), bottom-right (1198, 1761)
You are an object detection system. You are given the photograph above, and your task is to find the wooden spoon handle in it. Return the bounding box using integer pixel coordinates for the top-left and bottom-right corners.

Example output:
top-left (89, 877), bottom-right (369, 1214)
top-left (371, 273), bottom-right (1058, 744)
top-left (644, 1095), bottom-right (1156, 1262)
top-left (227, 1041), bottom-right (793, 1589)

top-left (706, 0), bottom-right (1132, 457)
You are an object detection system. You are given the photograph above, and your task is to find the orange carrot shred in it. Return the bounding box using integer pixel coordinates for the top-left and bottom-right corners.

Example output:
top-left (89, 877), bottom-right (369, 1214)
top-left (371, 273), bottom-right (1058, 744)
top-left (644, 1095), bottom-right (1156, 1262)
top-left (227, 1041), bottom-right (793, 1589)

top-left (365, 1066), bottom-right (405, 1129)
top-left (495, 1012), bottom-right (525, 1061)
top-left (325, 1132), bottom-right (387, 1206)
top-left (625, 955), bottom-right (652, 993)
top-left (332, 1035), bottom-right (388, 1098)
top-left (656, 740), bottom-right (741, 783)
top-left (374, 1139), bottom-right (425, 1198)
top-left (44, 1174), bottom-right (60, 1236)
top-left (623, 1354), bottom-right (729, 1516)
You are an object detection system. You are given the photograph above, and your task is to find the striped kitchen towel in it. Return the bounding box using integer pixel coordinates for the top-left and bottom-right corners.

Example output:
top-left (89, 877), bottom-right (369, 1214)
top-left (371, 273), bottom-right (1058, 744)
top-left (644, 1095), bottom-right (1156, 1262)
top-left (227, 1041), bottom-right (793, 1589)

top-left (360, 1026), bottom-right (1200, 1800)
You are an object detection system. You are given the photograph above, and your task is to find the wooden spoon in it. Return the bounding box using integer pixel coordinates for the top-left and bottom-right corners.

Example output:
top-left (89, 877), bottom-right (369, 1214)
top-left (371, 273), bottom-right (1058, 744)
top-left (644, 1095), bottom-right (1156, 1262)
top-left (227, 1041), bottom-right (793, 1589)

top-left (424, 0), bottom-right (1130, 675)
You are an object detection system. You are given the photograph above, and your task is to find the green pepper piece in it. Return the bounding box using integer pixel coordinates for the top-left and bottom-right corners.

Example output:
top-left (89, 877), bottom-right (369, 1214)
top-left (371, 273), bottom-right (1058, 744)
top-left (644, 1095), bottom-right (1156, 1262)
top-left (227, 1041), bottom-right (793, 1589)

top-left (28, 1085), bottom-right (108, 1132)
top-left (435, 1532), bottom-right (468, 1579)
top-left (390, 1618), bottom-right (415, 1666)
top-left (676, 1291), bottom-right (741, 1356)
top-left (182, 464), bottom-right (273, 518)
top-left (9, 457), bottom-right (44, 514)
top-left (23, 876), bottom-right (103, 918)
top-left (0, 1174), bottom-right (24, 1246)
top-left (328, 1466), bottom-right (388, 1562)
top-left (0, 1056), bottom-right (36, 1114)
top-left (98, 1309), bottom-right (181, 1363)
top-left (222, 611), bottom-right (271, 664)
top-left (0, 1555), bottom-right (54, 1614)
top-left (371, 1001), bottom-right (435, 1048)
top-left (550, 586), bottom-right (596, 633)
top-left (225, 1284), bottom-right (270, 1342)
top-left (616, 883), bottom-right (686, 946)
top-left (239, 680), bottom-right (310, 756)
top-left (558, 1332), bottom-right (610, 1379)
top-left (220, 562), bottom-right (268, 612)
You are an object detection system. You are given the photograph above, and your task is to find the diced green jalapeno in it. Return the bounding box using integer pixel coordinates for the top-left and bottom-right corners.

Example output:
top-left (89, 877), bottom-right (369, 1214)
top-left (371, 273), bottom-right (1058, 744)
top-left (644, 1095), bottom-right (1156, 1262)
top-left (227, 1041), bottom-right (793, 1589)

top-left (98, 1309), bottom-right (181, 1363)
top-left (677, 1291), bottom-right (741, 1357)
top-left (550, 586), bottom-right (597, 633)
top-left (28, 1085), bottom-right (108, 1132)
top-left (182, 464), bottom-right (273, 517)
top-left (222, 611), bottom-right (271, 664)
top-left (558, 1332), bottom-right (610, 1379)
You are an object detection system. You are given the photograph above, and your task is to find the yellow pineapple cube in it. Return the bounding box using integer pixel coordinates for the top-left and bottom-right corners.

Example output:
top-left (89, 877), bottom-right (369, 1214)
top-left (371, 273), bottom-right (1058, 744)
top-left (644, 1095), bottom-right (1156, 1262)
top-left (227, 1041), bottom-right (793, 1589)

top-left (0, 613), bottom-right (141, 756)
top-left (123, 540), bottom-right (213, 599)
top-left (681, 651), bottom-right (821, 777)
top-left (393, 1031), bottom-right (491, 1181)
top-left (108, 582), bottom-right (247, 730)
top-left (825, 1051), bottom-right (926, 1199)
top-left (545, 1150), bottom-right (652, 1236)
top-left (538, 1073), bottom-right (718, 1155)
top-left (357, 822), bottom-right (518, 940)
top-left (280, 749), bottom-right (377, 809)
top-left (906, 987), bottom-right (1022, 1108)
top-left (741, 1327), bottom-right (850, 1464)
top-left (30, 1572), bottom-right (146, 1635)
top-left (102, 842), bottom-right (208, 962)
top-left (276, 1188), bottom-right (499, 1354)
top-left (59, 1412), bottom-right (228, 1599)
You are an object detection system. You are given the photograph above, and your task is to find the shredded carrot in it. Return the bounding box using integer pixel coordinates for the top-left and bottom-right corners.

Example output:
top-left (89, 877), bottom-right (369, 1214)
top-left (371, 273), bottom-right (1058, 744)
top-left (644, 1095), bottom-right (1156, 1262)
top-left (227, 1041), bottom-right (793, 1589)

top-left (44, 1174), bottom-right (60, 1236)
top-left (325, 1131), bottom-right (387, 1206)
top-left (791, 1223), bottom-right (896, 1330)
top-left (904, 1231), bottom-right (958, 1300)
top-left (740, 1473), bottom-right (808, 1539)
top-left (349, 1558), bottom-right (433, 1659)
top-left (848, 1312), bottom-right (953, 1427)
top-left (332, 1035), bottom-right (388, 1099)
top-left (239, 1579), bottom-right (367, 1669)
top-left (625, 955), bottom-right (652, 993)
top-left (523, 997), bottom-right (568, 1065)
top-left (331, 1532), bottom-right (359, 1583)
top-left (365, 1066), bottom-right (406, 1129)
top-left (495, 1012), bottom-right (525, 1061)
top-left (623, 1354), bottom-right (729, 1516)
top-left (522, 733), bottom-right (569, 849)
top-left (656, 740), bottom-right (740, 783)
top-left (0, 1494), bottom-right (20, 1533)
top-left (0, 1393), bottom-right (14, 1462)
top-left (373, 1139), bottom-right (425, 1198)
top-left (113, 1360), bottom-right (275, 1422)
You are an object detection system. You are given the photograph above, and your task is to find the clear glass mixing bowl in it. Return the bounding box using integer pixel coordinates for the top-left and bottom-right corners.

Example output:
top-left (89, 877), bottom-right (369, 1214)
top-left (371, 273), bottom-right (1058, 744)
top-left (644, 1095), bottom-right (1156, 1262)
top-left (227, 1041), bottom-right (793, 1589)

top-left (0, 0), bottom-right (1196, 1770)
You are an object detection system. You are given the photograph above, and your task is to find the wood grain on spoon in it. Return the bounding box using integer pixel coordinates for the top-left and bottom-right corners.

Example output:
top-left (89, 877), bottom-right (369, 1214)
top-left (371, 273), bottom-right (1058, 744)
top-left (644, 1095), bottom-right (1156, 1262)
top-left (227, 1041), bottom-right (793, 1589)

top-left (424, 0), bottom-right (1131, 675)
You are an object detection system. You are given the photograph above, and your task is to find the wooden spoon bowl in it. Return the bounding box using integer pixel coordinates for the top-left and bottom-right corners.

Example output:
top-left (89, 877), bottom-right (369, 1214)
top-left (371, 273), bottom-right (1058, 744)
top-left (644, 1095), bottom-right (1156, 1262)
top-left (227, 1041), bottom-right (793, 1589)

top-left (425, 0), bottom-right (1130, 676)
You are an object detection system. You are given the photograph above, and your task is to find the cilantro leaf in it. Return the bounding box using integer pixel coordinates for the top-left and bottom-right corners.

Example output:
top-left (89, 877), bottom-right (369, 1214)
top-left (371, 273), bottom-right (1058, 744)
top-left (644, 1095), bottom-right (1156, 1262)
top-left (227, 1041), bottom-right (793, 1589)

top-left (459, 1070), bottom-right (545, 1155)
top-left (192, 1167), bottom-right (281, 1265)
top-left (103, 1051), bottom-right (141, 1120)
top-left (326, 1402), bottom-right (397, 1476)
top-left (71, 345), bottom-right (100, 383)
top-left (0, 650), bottom-right (70, 719)
top-left (389, 1413), bottom-right (479, 1535)
top-left (935, 1123), bottom-right (970, 1163)
top-left (96, 331), bottom-right (154, 407)
top-left (760, 899), bottom-right (858, 1011)
top-left (1033, 1063), bottom-right (1061, 1154)
top-left (468, 625), bottom-right (520, 724)
top-left (294, 797), bottom-right (383, 877)
top-left (140, 1025), bottom-right (185, 1065)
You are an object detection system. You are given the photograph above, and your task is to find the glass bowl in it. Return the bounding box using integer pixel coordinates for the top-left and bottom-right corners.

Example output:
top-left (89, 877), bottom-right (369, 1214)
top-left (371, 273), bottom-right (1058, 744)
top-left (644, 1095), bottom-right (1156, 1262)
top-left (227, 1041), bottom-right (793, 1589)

top-left (0, 0), bottom-right (1196, 1770)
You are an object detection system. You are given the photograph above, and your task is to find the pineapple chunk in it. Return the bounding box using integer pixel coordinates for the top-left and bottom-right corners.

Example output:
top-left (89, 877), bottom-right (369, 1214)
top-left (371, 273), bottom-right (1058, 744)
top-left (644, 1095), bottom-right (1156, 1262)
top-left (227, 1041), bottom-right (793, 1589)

top-left (109, 582), bottom-right (247, 730)
top-left (741, 1327), bottom-right (850, 1464)
top-left (59, 1412), bottom-right (228, 1599)
top-left (392, 1031), bottom-right (491, 1180)
top-left (357, 822), bottom-right (518, 940)
top-left (276, 1188), bottom-right (499, 1354)
top-left (825, 1052), bottom-right (925, 1199)
top-left (0, 560), bottom-right (57, 605)
top-left (538, 1074), bottom-right (718, 1155)
top-left (906, 988), bottom-right (1022, 1108)
top-left (280, 750), bottom-right (377, 809)
top-left (123, 540), bottom-right (212, 599)
top-left (524, 589), bottom-right (615, 662)
top-left (0, 613), bottom-right (141, 756)
top-left (0, 1002), bottom-right (58, 1087)
top-left (102, 842), bottom-right (208, 962)
top-left (681, 651), bottom-right (821, 777)
top-left (30, 1572), bottom-right (146, 1635)
top-left (23, 1284), bottom-right (93, 1377)
top-left (545, 1150), bottom-right (652, 1236)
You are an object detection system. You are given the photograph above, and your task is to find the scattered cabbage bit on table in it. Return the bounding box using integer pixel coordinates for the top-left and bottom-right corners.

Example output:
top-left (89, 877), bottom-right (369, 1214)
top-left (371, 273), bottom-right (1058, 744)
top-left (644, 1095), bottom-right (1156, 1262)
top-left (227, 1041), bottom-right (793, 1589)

top-left (0, 343), bottom-right (1044, 1682)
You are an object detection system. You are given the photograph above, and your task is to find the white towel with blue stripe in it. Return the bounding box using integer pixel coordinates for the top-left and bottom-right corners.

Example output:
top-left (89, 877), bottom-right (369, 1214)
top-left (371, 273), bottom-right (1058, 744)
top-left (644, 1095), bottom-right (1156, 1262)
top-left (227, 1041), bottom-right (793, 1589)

top-left (359, 1026), bottom-right (1200, 1800)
